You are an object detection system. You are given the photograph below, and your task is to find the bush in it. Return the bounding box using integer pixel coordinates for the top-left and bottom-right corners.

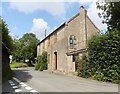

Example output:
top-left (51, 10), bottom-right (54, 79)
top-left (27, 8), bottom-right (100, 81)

top-left (88, 29), bottom-right (120, 83)
top-left (76, 29), bottom-right (120, 84)
top-left (76, 54), bottom-right (91, 78)
top-left (35, 51), bottom-right (47, 71)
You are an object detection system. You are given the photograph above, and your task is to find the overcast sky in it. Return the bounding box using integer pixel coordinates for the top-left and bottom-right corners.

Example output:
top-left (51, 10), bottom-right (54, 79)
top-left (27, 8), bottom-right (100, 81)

top-left (2, 0), bottom-right (107, 41)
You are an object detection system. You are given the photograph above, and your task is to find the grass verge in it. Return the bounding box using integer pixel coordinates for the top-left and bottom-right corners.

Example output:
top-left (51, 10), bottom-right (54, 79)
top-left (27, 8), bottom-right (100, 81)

top-left (10, 62), bottom-right (28, 68)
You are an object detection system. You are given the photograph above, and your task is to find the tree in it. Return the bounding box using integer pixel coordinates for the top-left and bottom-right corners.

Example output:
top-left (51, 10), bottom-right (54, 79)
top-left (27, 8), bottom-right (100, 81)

top-left (1, 17), bottom-right (13, 82)
top-left (12, 38), bottom-right (22, 62)
top-left (96, 1), bottom-right (120, 30)
top-left (12, 33), bottom-right (39, 65)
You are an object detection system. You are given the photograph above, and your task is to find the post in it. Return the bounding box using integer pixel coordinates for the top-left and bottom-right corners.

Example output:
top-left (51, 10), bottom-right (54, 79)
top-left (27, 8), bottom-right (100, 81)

top-left (45, 29), bottom-right (46, 38)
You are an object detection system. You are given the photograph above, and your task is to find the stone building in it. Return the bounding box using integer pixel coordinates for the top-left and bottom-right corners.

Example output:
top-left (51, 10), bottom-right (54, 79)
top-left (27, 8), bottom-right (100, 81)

top-left (37, 6), bottom-right (99, 74)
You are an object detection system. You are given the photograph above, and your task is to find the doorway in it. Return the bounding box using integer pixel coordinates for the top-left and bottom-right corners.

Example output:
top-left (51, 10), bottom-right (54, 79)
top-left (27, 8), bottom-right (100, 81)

top-left (54, 52), bottom-right (57, 70)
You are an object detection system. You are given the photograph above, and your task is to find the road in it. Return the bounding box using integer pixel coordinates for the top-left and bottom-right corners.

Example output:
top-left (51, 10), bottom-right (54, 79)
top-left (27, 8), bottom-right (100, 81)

top-left (2, 67), bottom-right (119, 93)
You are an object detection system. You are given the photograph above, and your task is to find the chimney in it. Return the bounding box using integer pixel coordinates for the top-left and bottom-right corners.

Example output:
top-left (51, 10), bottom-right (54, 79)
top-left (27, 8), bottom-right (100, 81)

top-left (80, 6), bottom-right (87, 15)
top-left (80, 6), bottom-right (84, 9)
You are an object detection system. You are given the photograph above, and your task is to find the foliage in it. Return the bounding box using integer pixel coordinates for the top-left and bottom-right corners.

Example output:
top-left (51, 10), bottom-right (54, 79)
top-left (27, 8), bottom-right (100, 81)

top-left (12, 39), bottom-right (22, 62)
top-left (1, 17), bottom-right (13, 82)
top-left (35, 51), bottom-right (47, 71)
top-left (12, 33), bottom-right (39, 65)
top-left (76, 54), bottom-right (91, 78)
top-left (1, 17), bottom-right (13, 53)
top-left (88, 29), bottom-right (120, 83)
top-left (96, 2), bottom-right (120, 31)
top-left (77, 29), bottom-right (120, 83)
top-left (10, 62), bottom-right (28, 68)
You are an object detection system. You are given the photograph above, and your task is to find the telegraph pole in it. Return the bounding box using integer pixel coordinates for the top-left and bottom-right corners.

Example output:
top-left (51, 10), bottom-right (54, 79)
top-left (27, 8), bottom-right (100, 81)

top-left (45, 29), bottom-right (46, 38)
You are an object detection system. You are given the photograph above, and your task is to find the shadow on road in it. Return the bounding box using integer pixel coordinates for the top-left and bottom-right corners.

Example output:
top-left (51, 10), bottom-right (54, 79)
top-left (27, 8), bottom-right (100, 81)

top-left (13, 68), bottom-right (32, 82)
top-left (2, 80), bottom-right (14, 93)
top-left (2, 68), bottom-right (32, 93)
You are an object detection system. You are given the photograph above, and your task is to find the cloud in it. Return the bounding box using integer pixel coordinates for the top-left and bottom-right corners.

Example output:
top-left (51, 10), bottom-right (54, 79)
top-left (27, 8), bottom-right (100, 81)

top-left (87, 0), bottom-right (107, 31)
top-left (78, 0), bottom-right (93, 3)
top-left (30, 18), bottom-right (58, 41)
top-left (8, 0), bottom-right (107, 37)
top-left (9, 0), bottom-right (66, 17)
top-left (30, 18), bottom-right (50, 40)
top-left (67, 0), bottom-right (107, 31)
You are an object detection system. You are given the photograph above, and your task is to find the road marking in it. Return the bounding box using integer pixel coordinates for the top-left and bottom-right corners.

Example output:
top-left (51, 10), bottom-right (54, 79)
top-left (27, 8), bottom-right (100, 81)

top-left (11, 77), bottom-right (38, 92)
top-left (10, 83), bottom-right (15, 86)
top-left (13, 77), bottom-right (21, 83)
top-left (12, 86), bottom-right (18, 89)
top-left (25, 86), bottom-right (32, 90)
top-left (8, 80), bottom-right (13, 83)
top-left (20, 83), bottom-right (27, 87)
top-left (15, 89), bottom-right (22, 92)
top-left (30, 90), bottom-right (38, 92)
top-left (19, 82), bottom-right (24, 85)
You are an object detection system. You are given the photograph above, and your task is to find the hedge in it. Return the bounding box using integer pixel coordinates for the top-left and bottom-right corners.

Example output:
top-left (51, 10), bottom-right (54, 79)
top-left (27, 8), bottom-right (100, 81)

top-left (76, 29), bottom-right (120, 83)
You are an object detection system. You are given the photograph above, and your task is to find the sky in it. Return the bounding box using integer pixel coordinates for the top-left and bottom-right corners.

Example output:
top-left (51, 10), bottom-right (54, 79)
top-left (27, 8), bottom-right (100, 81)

top-left (1, 0), bottom-right (107, 41)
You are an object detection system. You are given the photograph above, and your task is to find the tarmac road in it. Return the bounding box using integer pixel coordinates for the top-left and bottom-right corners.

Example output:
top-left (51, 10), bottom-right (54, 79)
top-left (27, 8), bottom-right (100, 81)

top-left (2, 67), bottom-right (119, 93)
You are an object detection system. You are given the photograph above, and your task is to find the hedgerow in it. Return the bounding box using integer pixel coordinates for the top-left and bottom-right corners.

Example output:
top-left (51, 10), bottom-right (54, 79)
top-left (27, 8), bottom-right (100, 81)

top-left (77, 29), bottom-right (120, 83)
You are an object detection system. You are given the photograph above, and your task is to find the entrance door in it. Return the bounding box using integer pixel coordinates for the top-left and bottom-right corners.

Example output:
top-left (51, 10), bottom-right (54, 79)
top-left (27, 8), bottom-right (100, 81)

top-left (54, 52), bottom-right (57, 70)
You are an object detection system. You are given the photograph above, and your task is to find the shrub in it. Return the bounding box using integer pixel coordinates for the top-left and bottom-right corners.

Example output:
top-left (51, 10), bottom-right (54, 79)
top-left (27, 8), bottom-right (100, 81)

top-left (35, 51), bottom-right (47, 71)
top-left (76, 54), bottom-right (91, 78)
top-left (76, 29), bottom-right (120, 84)
top-left (88, 29), bottom-right (120, 83)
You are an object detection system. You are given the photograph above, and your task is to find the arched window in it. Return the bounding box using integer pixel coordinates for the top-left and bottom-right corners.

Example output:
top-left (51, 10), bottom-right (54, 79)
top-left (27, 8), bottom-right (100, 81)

top-left (73, 36), bottom-right (77, 45)
top-left (69, 35), bottom-right (77, 49)
top-left (69, 35), bottom-right (73, 44)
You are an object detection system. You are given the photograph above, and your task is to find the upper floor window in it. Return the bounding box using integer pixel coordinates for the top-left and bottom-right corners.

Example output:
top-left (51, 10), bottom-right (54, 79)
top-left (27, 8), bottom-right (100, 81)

top-left (73, 36), bottom-right (77, 45)
top-left (69, 35), bottom-right (77, 49)
top-left (69, 35), bottom-right (73, 49)
top-left (69, 35), bottom-right (73, 44)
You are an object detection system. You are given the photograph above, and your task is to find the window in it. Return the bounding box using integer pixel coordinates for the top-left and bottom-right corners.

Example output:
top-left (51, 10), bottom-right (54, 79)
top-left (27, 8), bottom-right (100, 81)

top-left (69, 35), bottom-right (73, 49)
top-left (73, 36), bottom-right (77, 45)
top-left (69, 35), bottom-right (77, 49)
top-left (69, 35), bottom-right (73, 44)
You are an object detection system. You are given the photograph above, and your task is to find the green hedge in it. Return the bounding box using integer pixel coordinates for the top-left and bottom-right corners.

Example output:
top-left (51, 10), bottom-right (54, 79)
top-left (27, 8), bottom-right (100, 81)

top-left (76, 54), bottom-right (91, 78)
top-left (35, 51), bottom-right (47, 71)
top-left (77, 29), bottom-right (120, 83)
